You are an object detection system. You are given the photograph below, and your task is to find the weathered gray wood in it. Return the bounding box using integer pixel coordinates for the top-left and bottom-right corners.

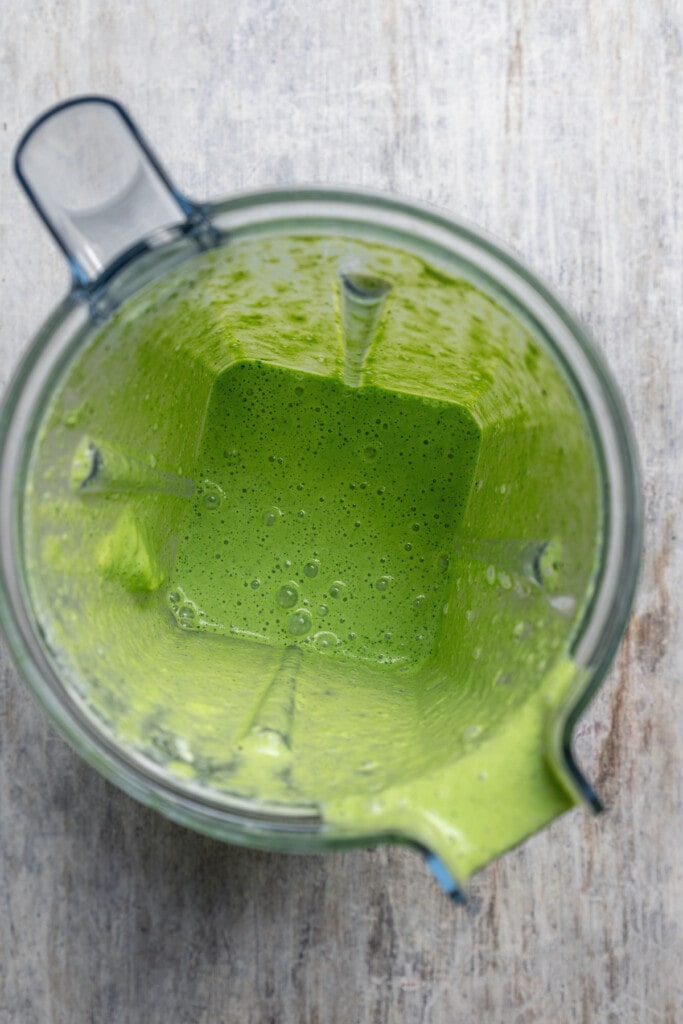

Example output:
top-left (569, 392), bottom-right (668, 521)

top-left (0, 1), bottom-right (681, 1020)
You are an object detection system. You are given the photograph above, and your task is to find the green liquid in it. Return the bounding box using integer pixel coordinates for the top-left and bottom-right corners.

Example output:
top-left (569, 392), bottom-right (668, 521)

top-left (24, 232), bottom-right (601, 881)
top-left (172, 362), bottom-right (479, 665)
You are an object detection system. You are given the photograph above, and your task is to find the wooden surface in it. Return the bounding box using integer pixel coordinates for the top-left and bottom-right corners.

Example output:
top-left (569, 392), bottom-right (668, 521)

top-left (1, 1), bottom-right (681, 1020)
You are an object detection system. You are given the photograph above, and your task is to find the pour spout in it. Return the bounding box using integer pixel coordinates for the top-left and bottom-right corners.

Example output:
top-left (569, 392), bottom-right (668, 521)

top-left (14, 96), bottom-right (199, 287)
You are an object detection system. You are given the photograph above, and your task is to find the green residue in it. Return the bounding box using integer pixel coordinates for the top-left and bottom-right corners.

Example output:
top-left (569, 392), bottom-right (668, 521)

top-left (97, 507), bottom-right (165, 593)
top-left (23, 232), bottom-right (602, 882)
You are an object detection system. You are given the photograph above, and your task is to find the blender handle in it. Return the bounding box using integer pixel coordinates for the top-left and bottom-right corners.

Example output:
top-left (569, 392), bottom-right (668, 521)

top-left (14, 96), bottom-right (205, 289)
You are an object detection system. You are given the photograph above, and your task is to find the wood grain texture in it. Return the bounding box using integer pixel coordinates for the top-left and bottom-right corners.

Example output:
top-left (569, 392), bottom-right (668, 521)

top-left (0, 0), bottom-right (681, 1020)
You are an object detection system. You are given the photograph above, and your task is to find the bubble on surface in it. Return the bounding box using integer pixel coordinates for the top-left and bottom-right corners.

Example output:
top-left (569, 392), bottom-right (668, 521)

top-left (304, 560), bottom-right (320, 578)
top-left (329, 581), bottom-right (346, 599)
top-left (276, 583), bottom-right (299, 609)
top-left (167, 586), bottom-right (222, 633)
top-left (313, 630), bottom-right (339, 650)
top-left (288, 608), bottom-right (313, 636)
